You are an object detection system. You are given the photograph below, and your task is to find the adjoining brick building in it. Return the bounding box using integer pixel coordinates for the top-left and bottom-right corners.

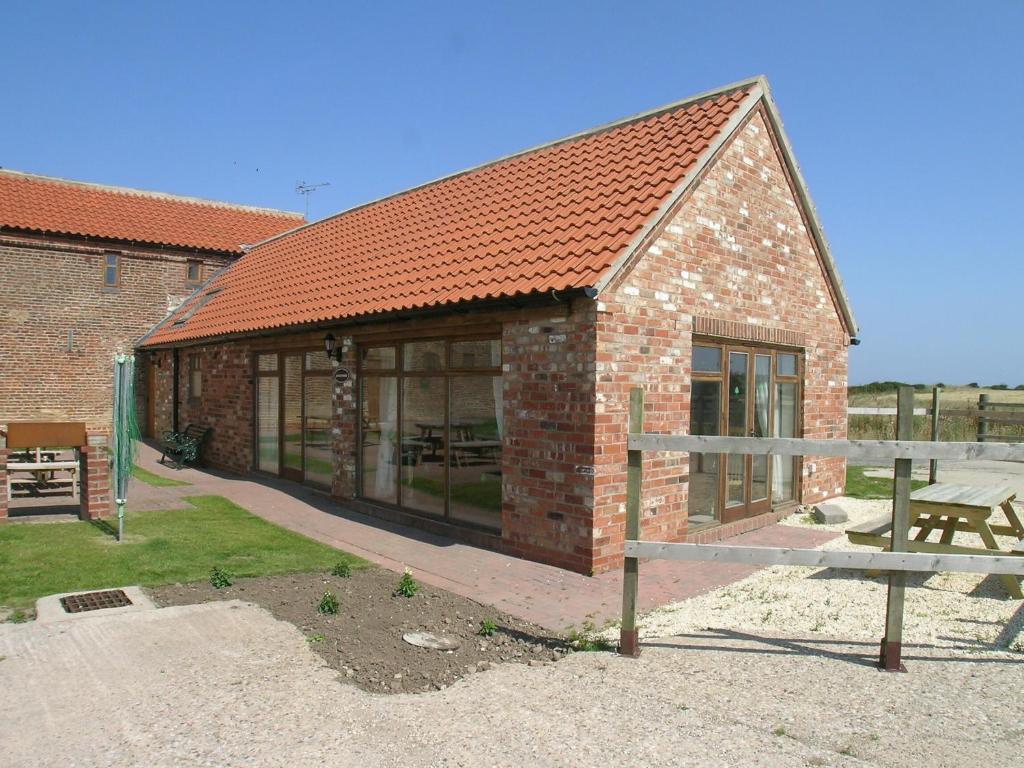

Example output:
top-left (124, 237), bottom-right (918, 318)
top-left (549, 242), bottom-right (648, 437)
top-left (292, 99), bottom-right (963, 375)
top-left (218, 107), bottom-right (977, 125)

top-left (0, 169), bottom-right (303, 433)
top-left (139, 77), bottom-right (858, 574)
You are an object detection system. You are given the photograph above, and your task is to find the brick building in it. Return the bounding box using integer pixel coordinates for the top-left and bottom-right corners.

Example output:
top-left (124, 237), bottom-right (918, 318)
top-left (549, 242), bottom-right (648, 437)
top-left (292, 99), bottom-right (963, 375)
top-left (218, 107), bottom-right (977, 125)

top-left (0, 169), bottom-right (303, 433)
top-left (140, 77), bottom-right (857, 574)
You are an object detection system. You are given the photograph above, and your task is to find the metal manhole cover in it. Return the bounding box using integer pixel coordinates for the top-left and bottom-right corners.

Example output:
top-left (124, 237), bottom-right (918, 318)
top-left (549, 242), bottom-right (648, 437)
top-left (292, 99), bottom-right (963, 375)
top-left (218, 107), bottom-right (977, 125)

top-left (403, 631), bottom-right (461, 650)
top-left (60, 589), bottom-right (132, 614)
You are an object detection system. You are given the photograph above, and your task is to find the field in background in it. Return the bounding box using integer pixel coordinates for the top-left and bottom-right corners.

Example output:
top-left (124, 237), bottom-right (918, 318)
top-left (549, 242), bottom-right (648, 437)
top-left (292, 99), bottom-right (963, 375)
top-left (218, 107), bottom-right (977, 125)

top-left (848, 385), bottom-right (1024, 442)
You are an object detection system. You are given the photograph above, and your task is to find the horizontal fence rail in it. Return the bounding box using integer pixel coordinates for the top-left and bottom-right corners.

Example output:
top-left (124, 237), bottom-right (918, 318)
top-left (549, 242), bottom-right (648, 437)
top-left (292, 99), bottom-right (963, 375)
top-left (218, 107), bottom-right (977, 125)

top-left (619, 386), bottom-right (1024, 672)
top-left (627, 434), bottom-right (1024, 462)
top-left (625, 542), bottom-right (1024, 577)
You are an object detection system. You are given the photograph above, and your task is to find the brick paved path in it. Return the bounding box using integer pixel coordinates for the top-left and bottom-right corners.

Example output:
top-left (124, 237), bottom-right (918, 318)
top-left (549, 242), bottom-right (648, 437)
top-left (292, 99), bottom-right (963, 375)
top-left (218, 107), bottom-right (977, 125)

top-left (15, 441), bottom-right (837, 631)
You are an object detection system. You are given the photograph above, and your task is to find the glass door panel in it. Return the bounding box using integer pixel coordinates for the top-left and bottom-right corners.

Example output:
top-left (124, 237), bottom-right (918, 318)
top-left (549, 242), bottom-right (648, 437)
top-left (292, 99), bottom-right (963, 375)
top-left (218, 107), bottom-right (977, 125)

top-left (751, 354), bottom-right (771, 504)
top-left (773, 382), bottom-right (798, 503)
top-left (282, 354), bottom-right (303, 481)
top-left (689, 380), bottom-right (721, 526)
top-left (726, 352), bottom-right (748, 507)
top-left (257, 376), bottom-right (279, 473)
top-left (361, 376), bottom-right (398, 504)
top-left (449, 376), bottom-right (502, 531)
top-left (400, 376), bottom-right (446, 517)
top-left (303, 375), bottom-right (333, 489)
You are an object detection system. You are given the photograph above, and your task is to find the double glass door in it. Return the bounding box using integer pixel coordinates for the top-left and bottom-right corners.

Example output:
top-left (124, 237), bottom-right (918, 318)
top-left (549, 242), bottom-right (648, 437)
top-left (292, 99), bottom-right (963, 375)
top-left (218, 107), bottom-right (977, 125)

top-left (690, 344), bottom-right (800, 526)
top-left (255, 351), bottom-right (333, 489)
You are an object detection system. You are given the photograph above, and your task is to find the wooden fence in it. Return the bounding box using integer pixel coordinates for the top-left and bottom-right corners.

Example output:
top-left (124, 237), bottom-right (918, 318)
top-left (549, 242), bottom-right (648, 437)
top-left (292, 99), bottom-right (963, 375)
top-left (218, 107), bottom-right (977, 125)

top-left (620, 386), bottom-right (1024, 671)
top-left (848, 390), bottom-right (1024, 443)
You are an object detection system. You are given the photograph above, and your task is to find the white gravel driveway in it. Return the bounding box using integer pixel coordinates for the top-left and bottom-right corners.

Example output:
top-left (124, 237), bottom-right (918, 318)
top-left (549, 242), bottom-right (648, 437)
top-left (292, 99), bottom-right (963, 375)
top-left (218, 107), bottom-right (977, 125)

top-left (1, 599), bottom-right (1022, 767)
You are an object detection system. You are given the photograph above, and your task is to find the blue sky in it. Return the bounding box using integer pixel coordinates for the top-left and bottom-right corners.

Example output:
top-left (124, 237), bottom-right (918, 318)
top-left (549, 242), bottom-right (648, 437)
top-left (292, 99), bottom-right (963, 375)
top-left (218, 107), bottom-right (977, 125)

top-left (2, 1), bottom-right (1021, 385)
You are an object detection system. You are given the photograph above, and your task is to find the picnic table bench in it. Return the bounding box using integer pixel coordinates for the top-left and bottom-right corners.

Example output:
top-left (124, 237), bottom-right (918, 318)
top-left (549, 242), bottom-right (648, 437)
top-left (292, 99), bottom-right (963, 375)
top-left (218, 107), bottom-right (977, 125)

top-left (6, 448), bottom-right (79, 497)
top-left (159, 425), bottom-right (212, 469)
top-left (847, 483), bottom-right (1024, 598)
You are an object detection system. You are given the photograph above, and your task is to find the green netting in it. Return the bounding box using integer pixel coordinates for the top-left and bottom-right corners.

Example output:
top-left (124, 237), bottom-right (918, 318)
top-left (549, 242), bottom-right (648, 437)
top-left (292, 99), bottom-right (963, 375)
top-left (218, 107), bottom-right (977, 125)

top-left (111, 354), bottom-right (139, 540)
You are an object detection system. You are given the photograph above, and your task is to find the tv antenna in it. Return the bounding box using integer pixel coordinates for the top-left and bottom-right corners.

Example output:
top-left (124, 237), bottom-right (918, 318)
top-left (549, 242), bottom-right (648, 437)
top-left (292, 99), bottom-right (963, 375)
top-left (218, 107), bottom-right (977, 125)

top-left (295, 180), bottom-right (331, 218)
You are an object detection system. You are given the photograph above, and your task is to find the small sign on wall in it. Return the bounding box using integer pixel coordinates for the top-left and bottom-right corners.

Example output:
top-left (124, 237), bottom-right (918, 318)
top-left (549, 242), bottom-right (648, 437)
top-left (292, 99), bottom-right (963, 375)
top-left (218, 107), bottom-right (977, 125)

top-left (333, 367), bottom-right (352, 385)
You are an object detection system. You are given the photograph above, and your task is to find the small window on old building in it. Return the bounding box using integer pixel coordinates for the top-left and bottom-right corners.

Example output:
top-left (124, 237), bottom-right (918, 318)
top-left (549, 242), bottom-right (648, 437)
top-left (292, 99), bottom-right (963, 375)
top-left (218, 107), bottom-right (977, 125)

top-left (103, 253), bottom-right (120, 287)
top-left (188, 355), bottom-right (202, 400)
top-left (186, 260), bottom-right (203, 284)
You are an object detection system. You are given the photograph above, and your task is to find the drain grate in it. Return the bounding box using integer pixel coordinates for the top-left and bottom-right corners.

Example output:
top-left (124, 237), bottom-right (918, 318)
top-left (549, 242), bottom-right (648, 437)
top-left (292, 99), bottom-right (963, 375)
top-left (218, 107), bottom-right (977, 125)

top-left (60, 589), bottom-right (132, 614)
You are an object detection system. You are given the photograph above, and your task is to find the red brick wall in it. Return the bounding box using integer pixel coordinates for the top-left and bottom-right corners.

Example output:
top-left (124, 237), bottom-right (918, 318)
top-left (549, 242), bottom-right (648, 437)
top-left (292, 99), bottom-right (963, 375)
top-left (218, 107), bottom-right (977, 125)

top-left (175, 341), bottom-right (256, 473)
top-left (0, 447), bottom-right (9, 519)
top-left (499, 301), bottom-right (598, 572)
top-left (0, 232), bottom-right (232, 432)
top-left (80, 433), bottom-right (112, 520)
top-left (592, 107), bottom-right (850, 572)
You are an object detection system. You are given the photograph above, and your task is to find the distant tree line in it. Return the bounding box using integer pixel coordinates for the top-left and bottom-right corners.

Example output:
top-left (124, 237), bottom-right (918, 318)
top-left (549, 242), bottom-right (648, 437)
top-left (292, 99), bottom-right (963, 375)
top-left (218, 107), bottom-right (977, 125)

top-left (850, 381), bottom-right (1024, 393)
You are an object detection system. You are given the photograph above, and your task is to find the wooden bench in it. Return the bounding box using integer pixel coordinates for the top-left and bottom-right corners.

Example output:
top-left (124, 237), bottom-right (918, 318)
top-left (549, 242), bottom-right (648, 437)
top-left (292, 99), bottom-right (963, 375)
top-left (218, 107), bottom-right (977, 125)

top-left (159, 425), bottom-right (212, 469)
top-left (6, 458), bottom-right (79, 498)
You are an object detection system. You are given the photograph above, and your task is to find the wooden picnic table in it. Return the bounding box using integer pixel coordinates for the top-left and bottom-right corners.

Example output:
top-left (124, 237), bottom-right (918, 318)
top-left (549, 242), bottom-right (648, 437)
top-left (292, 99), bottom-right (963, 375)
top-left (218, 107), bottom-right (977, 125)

top-left (6, 448), bottom-right (79, 497)
top-left (847, 483), bottom-right (1024, 598)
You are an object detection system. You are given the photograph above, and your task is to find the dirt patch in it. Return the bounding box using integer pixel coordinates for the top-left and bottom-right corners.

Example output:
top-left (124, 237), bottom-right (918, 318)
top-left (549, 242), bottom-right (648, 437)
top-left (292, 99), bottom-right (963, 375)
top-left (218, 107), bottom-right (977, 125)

top-left (149, 567), bottom-right (572, 693)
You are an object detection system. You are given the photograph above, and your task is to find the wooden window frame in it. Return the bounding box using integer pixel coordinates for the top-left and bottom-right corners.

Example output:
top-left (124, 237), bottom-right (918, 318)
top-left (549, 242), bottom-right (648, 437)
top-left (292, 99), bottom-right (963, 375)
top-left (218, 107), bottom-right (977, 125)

top-left (690, 339), bottom-right (804, 527)
top-left (186, 260), bottom-right (203, 286)
top-left (103, 252), bottom-right (121, 288)
top-left (187, 354), bottom-right (202, 401)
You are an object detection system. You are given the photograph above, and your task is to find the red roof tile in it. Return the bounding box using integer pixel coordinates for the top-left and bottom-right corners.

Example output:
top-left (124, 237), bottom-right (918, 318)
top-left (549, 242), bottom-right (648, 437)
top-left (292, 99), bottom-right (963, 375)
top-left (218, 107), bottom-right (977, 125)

top-left (0, 170), bottom-right (303, 253)
top-left (143, 81), bottom-right (759, 346)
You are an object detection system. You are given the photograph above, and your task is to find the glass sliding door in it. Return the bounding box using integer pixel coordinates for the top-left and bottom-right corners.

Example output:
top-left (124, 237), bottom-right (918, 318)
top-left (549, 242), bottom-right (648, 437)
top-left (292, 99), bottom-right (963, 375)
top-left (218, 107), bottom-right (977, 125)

top-left (254, 349), bottom-right (336, 489)
top-left (401, 375), bottom-right (446, 517)
top-left (357, 336), bottom-right (502, 533)
top-left (449, 375), bottom-right (502, 530)
top-left (281, 354), bottom-right (303, 481)
top-left (303, 352), bottom-right (333, 489)
top-left (256, 354), bottom-right (280, 473)
top-left (361, 375), bottom-right (399, 504)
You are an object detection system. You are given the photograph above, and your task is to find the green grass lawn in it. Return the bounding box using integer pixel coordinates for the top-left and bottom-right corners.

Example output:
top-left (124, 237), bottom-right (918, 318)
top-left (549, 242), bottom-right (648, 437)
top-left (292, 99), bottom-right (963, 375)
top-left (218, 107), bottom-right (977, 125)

top-left (0, 495), bottom-right (365, 613)
top-left (132, 465), bottom-right (191, 488)
top-left (845, 465), bottom-right (927, 500)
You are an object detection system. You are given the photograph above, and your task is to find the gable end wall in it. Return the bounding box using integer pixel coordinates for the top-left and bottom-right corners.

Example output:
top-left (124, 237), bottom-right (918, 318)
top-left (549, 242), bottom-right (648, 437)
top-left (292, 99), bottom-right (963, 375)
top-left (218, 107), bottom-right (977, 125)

top-left (591, 108), bottom-right (849, 573)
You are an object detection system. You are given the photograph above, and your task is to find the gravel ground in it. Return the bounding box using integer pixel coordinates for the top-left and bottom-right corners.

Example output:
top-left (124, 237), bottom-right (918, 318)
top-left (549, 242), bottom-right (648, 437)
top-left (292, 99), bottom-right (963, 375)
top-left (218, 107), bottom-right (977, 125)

top-left (637, 497), bottom-right (1024, 653)
top-left (2, 600), bottom-right (1022, 767)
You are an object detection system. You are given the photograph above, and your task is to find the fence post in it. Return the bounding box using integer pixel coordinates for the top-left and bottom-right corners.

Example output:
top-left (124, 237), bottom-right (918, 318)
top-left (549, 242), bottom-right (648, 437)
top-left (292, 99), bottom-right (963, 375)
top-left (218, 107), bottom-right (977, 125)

top-left (977, 394), bottom-right (989, 443)
top-left (619, 387), bottom-right (644, 658)
top-left (928, 386), bottom-right (941, 484)
top-left (880, 385), bottom-right (913, 672)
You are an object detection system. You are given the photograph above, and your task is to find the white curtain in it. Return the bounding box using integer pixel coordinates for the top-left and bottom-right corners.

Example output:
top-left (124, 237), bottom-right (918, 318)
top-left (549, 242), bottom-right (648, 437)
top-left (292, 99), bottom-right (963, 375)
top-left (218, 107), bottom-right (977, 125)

top-left (375, 377), bottom-right (398, 496)
top-left (492, 376), bottom-right (504, 439)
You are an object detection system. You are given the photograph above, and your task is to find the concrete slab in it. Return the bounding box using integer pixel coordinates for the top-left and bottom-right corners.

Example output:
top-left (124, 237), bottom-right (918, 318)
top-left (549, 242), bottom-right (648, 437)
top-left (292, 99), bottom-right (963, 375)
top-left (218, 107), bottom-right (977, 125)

top-left (34, 585), bottom-right (156, 624)
top-left (812, 502), bottom-right (849, 524)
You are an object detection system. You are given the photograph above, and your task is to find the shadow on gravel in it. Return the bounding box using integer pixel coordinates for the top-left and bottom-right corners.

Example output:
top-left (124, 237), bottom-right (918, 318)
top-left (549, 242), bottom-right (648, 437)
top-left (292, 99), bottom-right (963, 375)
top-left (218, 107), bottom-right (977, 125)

top-left (642, 628), bottom-right (1023, 667)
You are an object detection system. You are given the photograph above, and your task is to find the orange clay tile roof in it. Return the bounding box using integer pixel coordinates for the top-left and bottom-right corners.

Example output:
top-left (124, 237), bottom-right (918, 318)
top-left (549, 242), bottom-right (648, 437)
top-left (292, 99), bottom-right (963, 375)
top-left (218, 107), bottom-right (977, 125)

top-left (0, 169), bottom-right (304, 253)
top-left (142, 80), bottom-right (760, 346)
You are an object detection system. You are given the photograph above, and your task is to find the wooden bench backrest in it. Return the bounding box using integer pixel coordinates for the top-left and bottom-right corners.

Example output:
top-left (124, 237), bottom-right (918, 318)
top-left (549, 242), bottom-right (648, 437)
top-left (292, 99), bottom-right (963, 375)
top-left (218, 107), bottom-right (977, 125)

top-left (5, 421), bottom-right (87, 449)
top-left (182, 425), bottom-right (212, 441)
